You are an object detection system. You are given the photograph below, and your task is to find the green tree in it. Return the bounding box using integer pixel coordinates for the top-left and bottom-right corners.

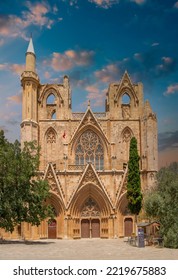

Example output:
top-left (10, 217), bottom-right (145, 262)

top-left (0, 130), bottom-right (53, 232)
top-left (127, 137), bottom-right (142, 217)
top-left (144, 162), bottom-right (178, 248)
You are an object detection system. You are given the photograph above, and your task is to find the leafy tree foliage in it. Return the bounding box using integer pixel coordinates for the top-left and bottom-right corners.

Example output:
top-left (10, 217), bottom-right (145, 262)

top-left (0, 130), bottom-right (53, 232)
top-left (127, 137), bottom-right (142, 216)
top-left (144, 162), bottom-right (178, 248)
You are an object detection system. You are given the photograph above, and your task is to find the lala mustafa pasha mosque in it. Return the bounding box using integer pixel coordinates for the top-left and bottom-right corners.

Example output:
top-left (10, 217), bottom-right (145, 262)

top-left (1, 38), bottom-right (158, 240)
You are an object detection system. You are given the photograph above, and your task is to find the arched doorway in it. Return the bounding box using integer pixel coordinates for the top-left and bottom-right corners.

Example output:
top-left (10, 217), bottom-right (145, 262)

top-left (124, 217), bottom-right (133, 236)
top-left (81, 197), bottom-right (100, 238)
top-left (48, 219), bottom-right (57, 239)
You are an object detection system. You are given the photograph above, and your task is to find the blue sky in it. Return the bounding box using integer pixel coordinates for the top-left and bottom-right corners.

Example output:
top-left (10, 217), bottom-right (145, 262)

top-left (0, 0), bottom-right (178, 168)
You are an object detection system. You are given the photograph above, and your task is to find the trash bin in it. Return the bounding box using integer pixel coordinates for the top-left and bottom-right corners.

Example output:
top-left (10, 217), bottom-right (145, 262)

top-left (137, 228), bottom-right (145, 248)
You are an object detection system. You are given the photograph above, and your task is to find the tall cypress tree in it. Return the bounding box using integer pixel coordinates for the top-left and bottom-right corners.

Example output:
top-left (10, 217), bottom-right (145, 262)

top-left (127, 137), bottom-right (142, 216)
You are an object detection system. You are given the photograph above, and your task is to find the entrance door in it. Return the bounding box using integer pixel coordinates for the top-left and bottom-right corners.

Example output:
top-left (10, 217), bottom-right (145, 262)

top-left (48, 219), bottom-right (57, 239)
top-left (91, 219), bottom-right (100, 238)
top-left (81, 219), bottom-right (90, 238)
top-left (124, 218), bottom-right (133, 236)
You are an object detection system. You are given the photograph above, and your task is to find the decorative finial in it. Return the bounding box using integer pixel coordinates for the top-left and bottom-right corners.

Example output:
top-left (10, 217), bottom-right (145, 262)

top-left (88, 100), bottom-right (90, 108)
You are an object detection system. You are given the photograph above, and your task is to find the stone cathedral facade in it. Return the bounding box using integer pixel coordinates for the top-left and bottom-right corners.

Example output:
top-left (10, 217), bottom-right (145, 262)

top-left (0, 39), bottom-right (158, 240)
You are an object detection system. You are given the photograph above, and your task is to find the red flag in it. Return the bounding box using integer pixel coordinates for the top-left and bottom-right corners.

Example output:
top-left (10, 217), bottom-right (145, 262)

top-left (62, 131), bottom-right (66, 139)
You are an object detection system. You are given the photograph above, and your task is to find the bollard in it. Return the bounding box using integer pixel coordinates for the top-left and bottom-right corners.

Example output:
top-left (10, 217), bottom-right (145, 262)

top-left (137, 228), bottom-right (145, 248)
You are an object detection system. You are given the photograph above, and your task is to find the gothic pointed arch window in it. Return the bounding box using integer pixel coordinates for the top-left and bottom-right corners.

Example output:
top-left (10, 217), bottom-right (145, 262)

top-left (75, 130), bottom-right (104, 170)
top-left (46, 93), bottom-right (56, 104)
top-left (122, 127), bottom-right (132, 143)
top-left (45, 128), bottom-right (57, 165)
top-left (121, 127), bottom-right (133, 162)
top-left (46, 93), bottom-right (57, 119)
top-left (122, 92), bottom-right (131, 119)
top-left (46, 128), bottom-right (56, 143)
top-left (122, 92), bottom-right (131, 104)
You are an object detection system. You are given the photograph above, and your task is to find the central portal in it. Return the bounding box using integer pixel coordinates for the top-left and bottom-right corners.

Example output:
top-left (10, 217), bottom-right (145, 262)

top-left (80, 197), bottom-right (100, 238)
top-left (81, 218), bottom-right (100, 238)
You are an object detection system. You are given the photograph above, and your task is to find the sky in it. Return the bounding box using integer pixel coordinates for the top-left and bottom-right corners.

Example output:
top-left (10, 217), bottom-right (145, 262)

top-left (0, 0), bottom-right (178, 169)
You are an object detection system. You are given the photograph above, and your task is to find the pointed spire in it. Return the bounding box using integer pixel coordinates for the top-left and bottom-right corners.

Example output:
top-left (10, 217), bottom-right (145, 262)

top-left (26, 36), bottom-right (35, 55)
top-left (25, 36), bottom-right (36, 72)
top-left (88, 99), bottom-right (90, 109)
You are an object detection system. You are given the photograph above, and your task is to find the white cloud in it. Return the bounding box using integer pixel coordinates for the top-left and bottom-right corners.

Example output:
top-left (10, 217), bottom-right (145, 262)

top-left (156, 57), bottom-right (176, 75)
top-left (24, 1), bottom-right (54, 29)
top-left (151, 42), bottom-right (159, 47)
top-left (89, 0), bottom-right (119, 9)
top-left (44, 71), bottom-right (51, 79)
top-left (164, 84), bottom-right (178, 96)
top-left (0, 1), bottom-right (60, 41)
top-left (0, 63), bottom-right (24, 75)
top-left (7, 94), bottom-right (22, 104)
top-left (95, 63), bottom-right (120, 83)
top-left (44, 50), bottom-right (95, 72)
top-left (85, 84), bottom-right (106, 107)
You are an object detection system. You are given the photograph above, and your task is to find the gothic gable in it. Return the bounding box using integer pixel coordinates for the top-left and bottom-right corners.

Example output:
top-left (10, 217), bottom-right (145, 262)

top-left (115, 71), bottom-right (139, 105)
top-left (115, 164), bottom-right (128, 208)
top-left (67, 163), bottom-right (113, 209)
top-left (69, 107), bottom-right (109, 152)
top-left (44, 163), bottom-right (65, 207)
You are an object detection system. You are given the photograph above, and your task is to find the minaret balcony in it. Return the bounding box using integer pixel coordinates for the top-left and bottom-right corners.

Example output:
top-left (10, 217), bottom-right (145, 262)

top-left (21, 71), bottom-right (40, 83)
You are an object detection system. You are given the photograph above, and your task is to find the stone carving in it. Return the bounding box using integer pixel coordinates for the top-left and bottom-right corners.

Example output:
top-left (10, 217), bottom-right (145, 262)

top-left (122, 129), bottom-right (132, 143)
top-left (149, 172), bottom-right (155, 180)
top-left (82, 166), bottom-right (99, 186)
top-left (81, 197), bottom-right (100, 217)
top-left (47, 168), bottom-right (58, 193)
top-left (47, 129), bottom-right (56, 143)
top-left (21, 71), bottom-right (39, 81)
top-left (122, 105), bottom-right (130, 119)
top-left (83, 112), bottom-right (95, 125)
top-left (47, 106), bottom-right (56, 119)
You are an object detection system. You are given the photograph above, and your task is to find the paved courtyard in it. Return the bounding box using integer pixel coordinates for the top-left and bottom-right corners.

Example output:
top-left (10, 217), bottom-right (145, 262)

top-left (0, 238), bottom-right (178, 260)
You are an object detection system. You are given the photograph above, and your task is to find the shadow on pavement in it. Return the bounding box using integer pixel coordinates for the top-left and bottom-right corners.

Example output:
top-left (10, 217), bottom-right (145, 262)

top-left (0, 239), bottom-right (54, 245)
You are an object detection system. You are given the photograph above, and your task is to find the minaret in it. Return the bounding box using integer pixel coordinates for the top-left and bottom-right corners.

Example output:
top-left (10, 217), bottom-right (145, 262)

top-left (21, 37), bottom-right (40, 144)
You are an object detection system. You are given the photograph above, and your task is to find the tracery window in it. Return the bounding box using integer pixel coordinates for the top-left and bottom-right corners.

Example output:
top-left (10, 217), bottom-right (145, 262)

top-left (81, 197), bottom-right (100, 217)
top-left (46, 128), bottom-right (56, 143)
top-left (75, 130), bottom-right (104, 170)
top-left (122, 128), bottom-right (132, 143)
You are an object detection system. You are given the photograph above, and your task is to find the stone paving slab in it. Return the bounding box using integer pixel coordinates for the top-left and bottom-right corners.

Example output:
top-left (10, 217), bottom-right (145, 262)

top-left (0, 239), bottom-right (178, 260)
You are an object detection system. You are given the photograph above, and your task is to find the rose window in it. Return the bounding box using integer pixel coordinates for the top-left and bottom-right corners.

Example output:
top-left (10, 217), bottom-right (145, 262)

top-left (75, 130), bottom-right (104, 170)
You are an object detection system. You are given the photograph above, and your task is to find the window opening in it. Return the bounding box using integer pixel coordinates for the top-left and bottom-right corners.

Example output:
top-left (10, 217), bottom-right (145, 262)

top-left (51, 111), bottom-right (56, 119)
top-left (75, 130), bottom-right (104, 170)
top-left (47, 94), bottom-right (56, 104)
top-left (122, 93), bottom-right (130, 104)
